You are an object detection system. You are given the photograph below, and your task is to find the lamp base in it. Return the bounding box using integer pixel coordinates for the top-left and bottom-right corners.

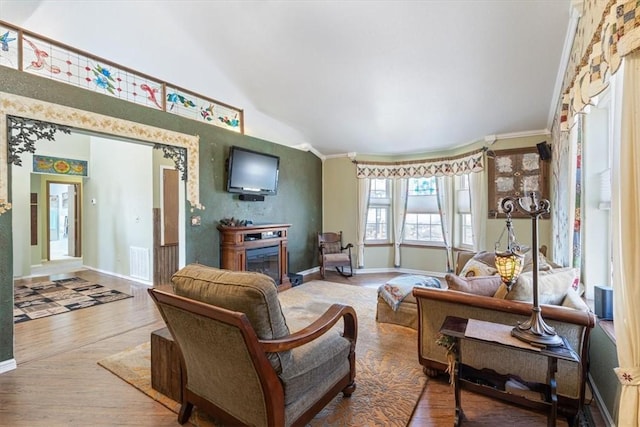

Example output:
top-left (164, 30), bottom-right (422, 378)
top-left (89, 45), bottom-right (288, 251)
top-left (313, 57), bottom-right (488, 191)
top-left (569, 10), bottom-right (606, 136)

top-left (511, 307), bottom-right (564, 347)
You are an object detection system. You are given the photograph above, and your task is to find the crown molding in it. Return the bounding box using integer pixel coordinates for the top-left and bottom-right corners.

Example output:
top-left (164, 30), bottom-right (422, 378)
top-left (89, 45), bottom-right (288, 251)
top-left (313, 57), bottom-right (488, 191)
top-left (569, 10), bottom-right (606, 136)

top-left (495, 129), bottom-right (550, 140)
top-left (323, 152), bottom-right (356, 161)
top-left (547, 1), bottom-right (582, 130)
top-left (292, 143), bottom-right (325, 160)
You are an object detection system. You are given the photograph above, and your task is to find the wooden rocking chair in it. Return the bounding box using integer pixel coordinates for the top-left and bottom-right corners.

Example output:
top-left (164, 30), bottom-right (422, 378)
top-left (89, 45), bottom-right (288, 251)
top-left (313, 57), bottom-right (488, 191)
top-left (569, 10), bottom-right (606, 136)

top-left (318, 231), bottom-right (354, 279)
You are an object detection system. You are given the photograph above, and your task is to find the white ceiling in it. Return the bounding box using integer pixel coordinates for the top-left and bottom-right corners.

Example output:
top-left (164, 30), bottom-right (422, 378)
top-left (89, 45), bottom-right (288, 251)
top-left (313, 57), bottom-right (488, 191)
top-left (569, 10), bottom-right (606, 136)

top-left (0, 0), bottom-right (572, 157)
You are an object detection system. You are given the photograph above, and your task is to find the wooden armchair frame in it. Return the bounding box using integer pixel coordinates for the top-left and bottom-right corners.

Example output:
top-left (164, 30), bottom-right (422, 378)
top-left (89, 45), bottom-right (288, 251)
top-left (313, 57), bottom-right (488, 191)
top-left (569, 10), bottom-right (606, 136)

top-left (148, 288), bottom-right (357, 427)
top-left (318, 231), bottom-right (354, 279)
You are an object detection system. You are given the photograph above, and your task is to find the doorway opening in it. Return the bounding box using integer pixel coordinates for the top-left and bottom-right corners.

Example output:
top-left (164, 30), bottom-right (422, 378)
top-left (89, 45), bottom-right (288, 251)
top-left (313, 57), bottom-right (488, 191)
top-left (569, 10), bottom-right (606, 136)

top-left (47, 182), bottom-right (81, 261)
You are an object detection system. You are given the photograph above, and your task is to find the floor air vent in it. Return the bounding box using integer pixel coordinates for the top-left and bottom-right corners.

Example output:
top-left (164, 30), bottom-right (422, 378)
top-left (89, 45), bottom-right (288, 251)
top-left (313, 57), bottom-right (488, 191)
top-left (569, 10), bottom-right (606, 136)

top-left (129, 247), bottom-right (150, 280)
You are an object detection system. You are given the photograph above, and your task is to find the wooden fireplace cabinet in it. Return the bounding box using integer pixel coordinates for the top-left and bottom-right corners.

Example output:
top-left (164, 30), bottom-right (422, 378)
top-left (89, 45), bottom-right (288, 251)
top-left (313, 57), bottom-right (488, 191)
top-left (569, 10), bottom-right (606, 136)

top-left (217, 223), bottom-right (292, 291)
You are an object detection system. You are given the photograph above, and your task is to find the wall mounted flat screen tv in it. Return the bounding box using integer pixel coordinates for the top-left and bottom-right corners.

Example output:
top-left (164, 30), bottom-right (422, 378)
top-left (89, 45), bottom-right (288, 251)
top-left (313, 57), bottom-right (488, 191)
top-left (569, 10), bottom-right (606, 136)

top-left (226, 146), bottom-right (280, 195)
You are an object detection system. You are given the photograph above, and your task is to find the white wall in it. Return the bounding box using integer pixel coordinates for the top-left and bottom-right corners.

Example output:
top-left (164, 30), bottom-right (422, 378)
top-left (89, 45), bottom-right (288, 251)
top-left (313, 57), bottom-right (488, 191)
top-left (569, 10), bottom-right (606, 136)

top-left (83, 136), bottom-right (153, 279)
top-left (8, 1), bottom-right (310, 151)
top-left (12, 132), bottom-right (91, 276)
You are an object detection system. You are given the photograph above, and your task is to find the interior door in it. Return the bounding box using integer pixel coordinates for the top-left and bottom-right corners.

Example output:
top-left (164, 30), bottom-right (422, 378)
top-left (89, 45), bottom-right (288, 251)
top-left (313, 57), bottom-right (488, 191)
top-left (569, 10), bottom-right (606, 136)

top-left (68, 183), bottom-right (81, 257)
top-left (162, 168), bottom-right (179, 246)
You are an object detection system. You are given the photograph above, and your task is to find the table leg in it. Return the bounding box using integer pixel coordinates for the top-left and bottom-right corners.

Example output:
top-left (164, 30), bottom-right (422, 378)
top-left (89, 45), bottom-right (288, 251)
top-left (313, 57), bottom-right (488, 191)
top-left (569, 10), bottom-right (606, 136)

top-left (453, 337), bottom-right (463, 426)
top-left (546, 356), bottom-right (558, 427)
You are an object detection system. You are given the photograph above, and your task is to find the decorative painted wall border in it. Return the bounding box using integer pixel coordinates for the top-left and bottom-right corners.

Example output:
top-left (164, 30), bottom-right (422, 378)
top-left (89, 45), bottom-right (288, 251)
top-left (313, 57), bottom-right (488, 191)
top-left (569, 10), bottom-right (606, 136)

top-left (8, 116), bottom-right (72, 166)
top-left (33, 154), bottom-right (88, 176)
top-left (354, 149), bottom-right (484, 179)
top-left (0, 92), bottom-right (203, 213)
top-left (0, 20), bottom-right (244, 134)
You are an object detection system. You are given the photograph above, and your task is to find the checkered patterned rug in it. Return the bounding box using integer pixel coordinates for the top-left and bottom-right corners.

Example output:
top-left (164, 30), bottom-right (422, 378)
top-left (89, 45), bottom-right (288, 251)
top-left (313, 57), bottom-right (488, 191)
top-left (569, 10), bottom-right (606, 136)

top-left (14, 277), bottom-right (132, 323)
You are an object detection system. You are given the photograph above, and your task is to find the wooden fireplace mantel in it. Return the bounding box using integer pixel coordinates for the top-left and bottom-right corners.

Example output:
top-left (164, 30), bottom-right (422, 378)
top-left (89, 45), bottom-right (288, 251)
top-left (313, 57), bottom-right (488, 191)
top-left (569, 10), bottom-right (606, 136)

top-left (217, 223), bottom-right (292, 291)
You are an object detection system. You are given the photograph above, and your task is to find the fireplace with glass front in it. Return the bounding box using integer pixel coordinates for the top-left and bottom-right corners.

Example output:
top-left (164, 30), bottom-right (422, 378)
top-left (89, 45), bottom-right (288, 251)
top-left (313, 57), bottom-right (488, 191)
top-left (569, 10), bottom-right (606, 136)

top-left (217, 223), bottom-right (292, 291)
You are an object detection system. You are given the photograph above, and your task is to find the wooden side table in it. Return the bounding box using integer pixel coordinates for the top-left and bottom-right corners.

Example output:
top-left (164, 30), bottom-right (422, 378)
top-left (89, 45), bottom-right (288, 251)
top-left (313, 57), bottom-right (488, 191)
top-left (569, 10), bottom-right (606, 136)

top-left (439, 316), bottom-right (580, 427)
top-left (150, 327), bottom-right (183, 402)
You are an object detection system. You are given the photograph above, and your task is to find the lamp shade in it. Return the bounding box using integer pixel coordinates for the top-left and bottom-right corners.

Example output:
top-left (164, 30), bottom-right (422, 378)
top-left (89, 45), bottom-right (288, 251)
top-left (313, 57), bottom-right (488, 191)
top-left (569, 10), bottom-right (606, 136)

top-left (495, 250), bottom-right (524, 290)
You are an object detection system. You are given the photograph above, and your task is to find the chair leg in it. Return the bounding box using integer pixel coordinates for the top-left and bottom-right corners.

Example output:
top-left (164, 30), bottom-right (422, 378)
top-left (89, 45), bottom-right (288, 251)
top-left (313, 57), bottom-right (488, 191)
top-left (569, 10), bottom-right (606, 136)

top-left (178, 402), bottom-right (194, 424)
top-left (342, 381), bottom-right (356, 397)
top-left (320, 265), bottom-right (325, 279)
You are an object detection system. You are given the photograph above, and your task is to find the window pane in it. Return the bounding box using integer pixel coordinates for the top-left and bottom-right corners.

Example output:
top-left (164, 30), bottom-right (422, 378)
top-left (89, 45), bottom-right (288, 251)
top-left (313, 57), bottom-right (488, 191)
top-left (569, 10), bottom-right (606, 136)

top-left (378, 208), bottom-right (387, 223)
top-left (408, 177), bottom-right (437, 196)
top-left (365, 224), bottom-right (377, 239)
top-left (461, 213), bottom-right (473, 246)
top-left (431, 224), bottom-right (443, 241)
top-left (370, 179), bottom-right (389, 198)
top-left (365, 206), bottom-right (389, 241)
top-left (403, 213), bottom-right (443, 242)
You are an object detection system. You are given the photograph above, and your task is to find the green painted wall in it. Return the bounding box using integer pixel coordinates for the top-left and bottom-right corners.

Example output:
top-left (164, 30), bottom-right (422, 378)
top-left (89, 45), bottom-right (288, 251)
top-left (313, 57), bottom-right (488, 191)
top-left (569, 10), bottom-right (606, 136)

top-left (0, 209), bottom-right (12, 363)
top-left (0, 69), bottom-right (322, 363)
top-left (323, 134), bottom-right (553, 272)
top-left (589, 324), bottom-right (620, 424)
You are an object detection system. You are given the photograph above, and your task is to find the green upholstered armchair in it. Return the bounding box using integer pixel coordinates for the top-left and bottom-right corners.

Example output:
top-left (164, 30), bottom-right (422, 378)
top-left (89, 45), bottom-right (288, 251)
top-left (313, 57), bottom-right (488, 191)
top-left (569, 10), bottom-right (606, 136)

top-left (148, 264), bottom-right (357, 427)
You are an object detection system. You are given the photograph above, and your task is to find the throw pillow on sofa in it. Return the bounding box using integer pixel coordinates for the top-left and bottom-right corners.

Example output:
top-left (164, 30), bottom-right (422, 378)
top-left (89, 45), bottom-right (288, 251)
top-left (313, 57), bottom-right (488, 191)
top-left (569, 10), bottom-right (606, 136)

top-left (521, 250), bottom-right (554, 273)
top-left (445, 274), bottom-right (503, 297)
top-left (459, 250), bottom-right (554, 278)
top-left (495, 267), bottom-right (581, 305)
top-left (458, 251), bottom-right (498, 277)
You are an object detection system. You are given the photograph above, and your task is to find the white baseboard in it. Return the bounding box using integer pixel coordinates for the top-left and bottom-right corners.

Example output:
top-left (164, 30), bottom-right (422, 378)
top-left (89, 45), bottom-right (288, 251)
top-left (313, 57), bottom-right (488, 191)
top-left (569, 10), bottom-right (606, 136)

top-left (297, 266), bottom-right (319, 276)
top-left (0, 358), bottom-right (17, 375)
top-left (587, 373), bottom-right (616, 427)
top-left (83, 266), bottom-right (153, 287)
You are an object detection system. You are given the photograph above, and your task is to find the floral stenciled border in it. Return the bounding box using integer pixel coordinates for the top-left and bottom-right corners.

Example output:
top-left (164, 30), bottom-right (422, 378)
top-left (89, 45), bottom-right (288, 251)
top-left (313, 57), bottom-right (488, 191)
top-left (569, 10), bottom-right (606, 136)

top-left (0, 92), bottom-right (203, 213)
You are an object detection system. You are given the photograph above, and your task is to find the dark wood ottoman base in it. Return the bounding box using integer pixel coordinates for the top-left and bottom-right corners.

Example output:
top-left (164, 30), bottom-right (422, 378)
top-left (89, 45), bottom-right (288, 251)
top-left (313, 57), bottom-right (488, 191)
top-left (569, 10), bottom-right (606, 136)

top-left (151, 327), bottom-right (183, 402)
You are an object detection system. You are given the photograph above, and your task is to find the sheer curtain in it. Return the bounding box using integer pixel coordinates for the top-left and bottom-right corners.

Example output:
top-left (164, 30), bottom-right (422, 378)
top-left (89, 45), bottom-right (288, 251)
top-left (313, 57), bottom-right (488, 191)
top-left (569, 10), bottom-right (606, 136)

top-left (356, 178), bottom-right (370, 268)
top-left (612, 51), bottom-right (640, 426)
top-left (572, 115), bottom-right (584, 269)
top-left (392, 178), bottom-right (408, 267)
top-left (469, 171), bottom-right (487, 251)
top-left (436, 176), bottom-right (454, 272)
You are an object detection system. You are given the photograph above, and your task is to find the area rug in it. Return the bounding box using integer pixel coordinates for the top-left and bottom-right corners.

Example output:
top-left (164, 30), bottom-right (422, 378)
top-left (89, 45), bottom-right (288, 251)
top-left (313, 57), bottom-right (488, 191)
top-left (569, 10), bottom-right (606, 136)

top-left (14, 276), bottom-right (132, 323)
top-left (98, 280), bottom-right (427, 426)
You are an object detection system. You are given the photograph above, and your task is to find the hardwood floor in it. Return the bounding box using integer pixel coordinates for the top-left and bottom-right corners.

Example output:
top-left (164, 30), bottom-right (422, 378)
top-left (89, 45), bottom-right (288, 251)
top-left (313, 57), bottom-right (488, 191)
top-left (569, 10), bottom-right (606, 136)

top-left (0, 269), bottom-right (606, 426)
top-left (4, 270), bottom-right (177, 426)
top-left (316, 271), bottom-right (607, 427)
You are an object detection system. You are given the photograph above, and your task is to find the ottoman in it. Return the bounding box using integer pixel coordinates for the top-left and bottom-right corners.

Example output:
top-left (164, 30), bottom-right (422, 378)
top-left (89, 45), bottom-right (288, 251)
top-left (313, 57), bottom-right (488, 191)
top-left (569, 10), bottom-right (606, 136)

top-left (376, 275), bottom-right (442, 329)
